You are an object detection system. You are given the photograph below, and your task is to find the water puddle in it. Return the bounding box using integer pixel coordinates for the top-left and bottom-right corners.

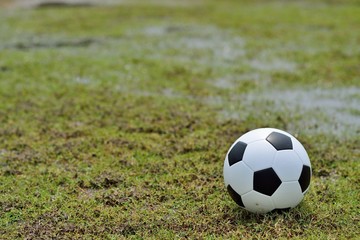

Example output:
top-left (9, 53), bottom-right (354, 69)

top-left (249, 58), bottom-right (296, 72)
top-left (217, 87), bottom-right (360, 137)
top-left (122, 24), bottom-right (360, 137)
top-left (74, 77), bottom-right (92, 85)
top-left (128, 25), bottom-right (246, 68)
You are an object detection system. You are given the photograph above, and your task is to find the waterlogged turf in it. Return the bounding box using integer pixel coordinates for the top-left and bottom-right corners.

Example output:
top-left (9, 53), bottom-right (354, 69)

top-left (0, 0), bottom-right (359, 239)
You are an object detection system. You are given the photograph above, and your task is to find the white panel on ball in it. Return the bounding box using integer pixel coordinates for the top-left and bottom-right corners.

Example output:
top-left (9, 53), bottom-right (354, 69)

top-left (243, 140), bottom-right (276, 171)
top-left (272, 182), bottom-right (304, 208)
top-left (226, 161), bottom-right (253, 195)
top-left (223, 156), bottom-right (232, 186)
top-left (238, 128), bottom-right (274, 143)
top-left (292, 138), bottom-right (311, 166)
top-left (273, 151), bottom-right (303, 181)
top-left (242, 191), bottom-right (275, 213)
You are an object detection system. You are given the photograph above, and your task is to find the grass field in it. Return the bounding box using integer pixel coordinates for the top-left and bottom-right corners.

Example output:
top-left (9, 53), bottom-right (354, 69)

top-left (0, 0), bottom-right (359, 239)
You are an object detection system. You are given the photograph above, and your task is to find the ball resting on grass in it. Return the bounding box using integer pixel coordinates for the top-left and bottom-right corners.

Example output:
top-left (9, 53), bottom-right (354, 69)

top-left (223, 128), bottom-right (311, 214)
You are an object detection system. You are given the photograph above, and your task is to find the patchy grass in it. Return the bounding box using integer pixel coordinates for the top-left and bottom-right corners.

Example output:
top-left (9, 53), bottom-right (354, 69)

top-left (0, 0), bottom-right (359, 239)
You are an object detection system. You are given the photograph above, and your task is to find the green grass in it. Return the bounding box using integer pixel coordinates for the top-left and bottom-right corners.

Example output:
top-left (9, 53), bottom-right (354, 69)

top-left (0, 0), bottom-right (359, 239)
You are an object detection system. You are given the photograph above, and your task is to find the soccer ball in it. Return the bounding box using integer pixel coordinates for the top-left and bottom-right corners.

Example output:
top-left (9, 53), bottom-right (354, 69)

top-left (223, 128), bottom-right (311, 213)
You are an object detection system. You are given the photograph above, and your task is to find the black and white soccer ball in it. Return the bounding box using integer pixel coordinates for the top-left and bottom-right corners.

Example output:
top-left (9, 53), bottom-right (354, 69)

top-left (223, 128), bottom-right (311, 213)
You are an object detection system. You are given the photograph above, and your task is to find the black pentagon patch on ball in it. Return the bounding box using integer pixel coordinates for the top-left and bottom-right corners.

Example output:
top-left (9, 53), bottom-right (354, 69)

top-left (253, 168), bottom-right (282, 196)
top-left (266, 132), bottom-right (293, 150)
top-left (299, 165), bottom-right (311, 192)
top-left (227, 185), bottom-right (245, 208)
top-left (228, 141), bottom-right (247, 166)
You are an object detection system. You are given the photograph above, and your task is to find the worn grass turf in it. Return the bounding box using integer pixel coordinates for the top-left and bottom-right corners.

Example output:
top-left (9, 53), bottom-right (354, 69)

top-left (0, 0), bottom-right (359, 239)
